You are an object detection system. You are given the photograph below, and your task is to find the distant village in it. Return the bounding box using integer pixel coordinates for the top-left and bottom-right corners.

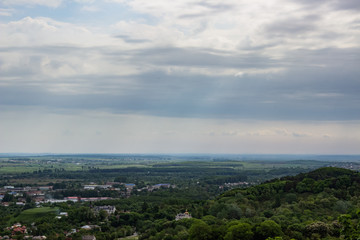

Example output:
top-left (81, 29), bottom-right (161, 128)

top-left (0, 180), bottom-right (258, 207)
top-left (0, 182), bottom-right (185, 240)
top-left (0, 182), bottom-right (175, 207)
top-left (1, 207), bottom-right (192, 240)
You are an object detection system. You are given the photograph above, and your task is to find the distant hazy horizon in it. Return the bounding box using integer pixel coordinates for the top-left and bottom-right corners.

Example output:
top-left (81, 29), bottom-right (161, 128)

top-left (1, 153), bottom-right (360, 162)
top-left (1, 0), bottom-right (359, 154)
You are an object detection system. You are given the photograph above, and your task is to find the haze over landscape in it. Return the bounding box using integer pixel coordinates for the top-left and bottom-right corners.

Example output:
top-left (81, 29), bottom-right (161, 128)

top-left (1, 0), bottom-right (360, 154)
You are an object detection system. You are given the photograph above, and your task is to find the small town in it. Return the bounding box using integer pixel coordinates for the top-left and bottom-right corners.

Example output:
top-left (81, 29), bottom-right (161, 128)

top-left (0, 182), bottom-right (175, 206)
top-left (0, 181), bottom-right (186, 240)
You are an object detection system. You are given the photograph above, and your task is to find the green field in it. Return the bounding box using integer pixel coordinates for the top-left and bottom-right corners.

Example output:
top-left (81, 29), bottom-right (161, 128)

top-left (13, 207), bottom-right (59, 223)
top-left (1, 155), bottom-right (357, 187)
top-left (0, 155), bottom-right (350, 175)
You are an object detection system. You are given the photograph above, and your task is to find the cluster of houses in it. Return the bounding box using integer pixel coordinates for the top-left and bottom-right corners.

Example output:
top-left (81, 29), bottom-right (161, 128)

top-left (83, 182), bottom-right (136, 197)
top-left (1, 180), bottom-right (255, 210)
top-left (0, 204), bottom-right (189, 239)
top-left (137, 183), bottom-right (175, 192)
top-left (327, 162), bottom-right (360, 170)
top-left (0, 185), bottom-right (52, 206)
top-left (0, 184), bottom-right (119, 206)
top-left (0, 222), bottom-right (99, 240)
top-left (0, 223), bottom-right (47, 240)
top-left (0, 223), bottom-right (99, 240)
top-left (83, 182), bottom-right (175, 194)
top-left (0, 235), bottom-right (47, 240)
top-left (218, 181), bottom-right (252, 190)
top-left (0, 181), bottom-right (175, 206)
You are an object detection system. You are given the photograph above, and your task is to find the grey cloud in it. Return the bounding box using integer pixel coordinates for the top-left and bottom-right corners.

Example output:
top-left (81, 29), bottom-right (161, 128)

top-left (126, 47), bottom-right (279, 69)
top-left (292, 132), bottom-right (310, 137)
top-left (1, 63), bottom-right (359, 121)
top-left (1, 45), bottom-right (359, 121)
top-left (114, 35), bottom-right (150, 43)
top-left (335, 0), bottom-right (360, 10)
top-left (290, 0), bottom-right (328, 7)
top-left (196, 2), bottom-right (234, 11)
top-left (179, 13), bottom-right (208, 19)
top-left (350, 20), bottom-right (360, 30)
top-left (237, 42), bottom-right (279, 51)
top-left (179, 1), bottom-right (234, 19)
top-left (0, 55), bottom-right (44, 77)
top-left (291, 0), bottom-right (360, 11)
top-left (7, 43), bottom-right (356, 68)
top-left (264, 15), bottom-right (320, 37)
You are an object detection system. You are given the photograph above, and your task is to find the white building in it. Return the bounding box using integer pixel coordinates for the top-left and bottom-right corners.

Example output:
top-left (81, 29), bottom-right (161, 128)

top-left (175, 211), bottom-right (192, 221)
top-left (94, 205), bottom-right (116, 215)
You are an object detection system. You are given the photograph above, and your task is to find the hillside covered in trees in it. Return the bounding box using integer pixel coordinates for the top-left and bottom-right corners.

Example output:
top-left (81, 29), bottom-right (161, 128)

top-left (145, 167), bottom-right (360, 240)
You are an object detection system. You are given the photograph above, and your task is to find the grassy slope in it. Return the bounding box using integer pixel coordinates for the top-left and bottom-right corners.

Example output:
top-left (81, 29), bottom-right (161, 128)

top-left (13, 207), bottom-right (59, 223)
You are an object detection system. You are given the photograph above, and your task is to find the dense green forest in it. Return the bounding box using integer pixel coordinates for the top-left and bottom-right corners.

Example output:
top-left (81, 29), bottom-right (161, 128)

top-left (136, 167), bottom-right (360, 240)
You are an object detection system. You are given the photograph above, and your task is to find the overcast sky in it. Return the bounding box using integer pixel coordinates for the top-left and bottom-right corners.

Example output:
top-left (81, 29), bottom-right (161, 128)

top-left (0, 0), bottom-right (359, 154)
